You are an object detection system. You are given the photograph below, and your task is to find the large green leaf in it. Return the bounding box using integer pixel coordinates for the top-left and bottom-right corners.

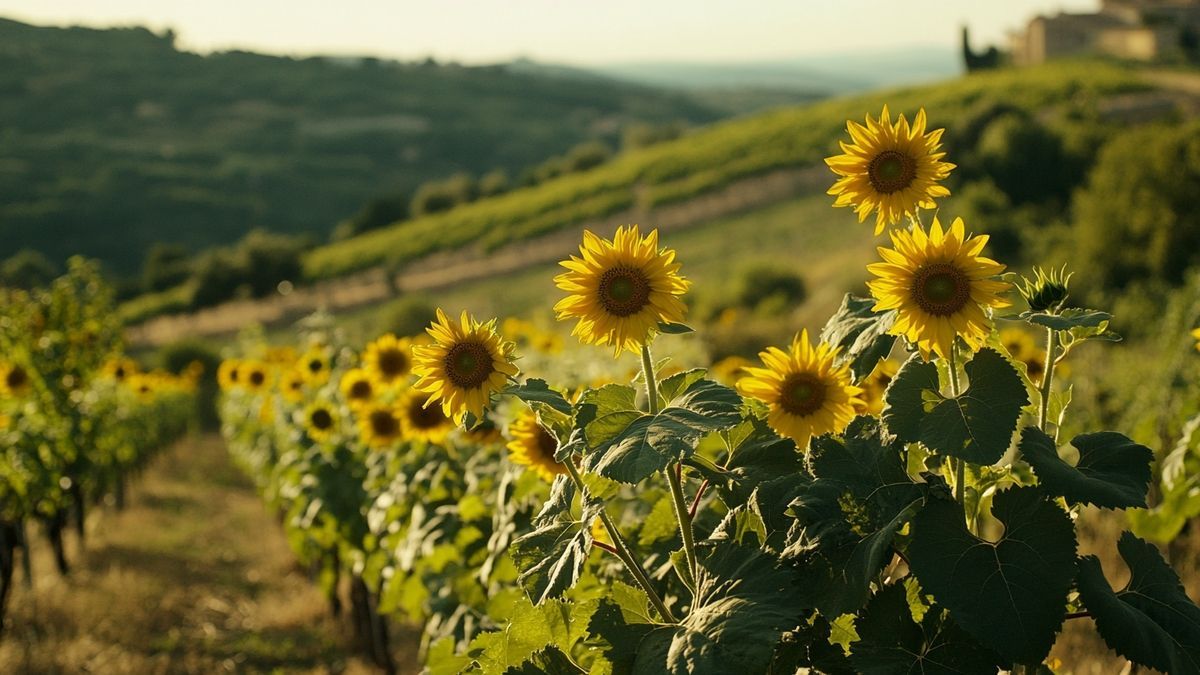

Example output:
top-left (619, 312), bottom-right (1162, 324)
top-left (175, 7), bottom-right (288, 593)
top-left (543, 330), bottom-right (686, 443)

top-left (504, 379), bottom-right (573, 415)
top-left (592, 542), bottom-right (807, 674)
top-left (582, 378), bottom-right (741, 484)
top-left (1021, 427), bottom-right (1153, 509)
top-left (907, 487), bottom-right (1076, 664)
top-left (587, 582), bottom-right (664, 674)
top-left (511, 475), bottom-right (601, 604)
top-left (466, 592), bottom-right (599, 675)
top-left (1077, 532), bottom-right (1200, 675)
top-left (884, 348), bottom-right (1027, 465)
top-left (719, 417), bottom-right (804, 505)
top-left (851, 584), bottom-right (1004, 674)
top-left (820, 294), bottom-right (899, 381)
top-left (783, 416), bottom-right (924, 615)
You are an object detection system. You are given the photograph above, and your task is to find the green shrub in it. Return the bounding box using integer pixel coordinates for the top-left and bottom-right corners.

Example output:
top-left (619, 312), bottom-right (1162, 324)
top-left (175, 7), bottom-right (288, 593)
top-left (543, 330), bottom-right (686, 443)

top-left (159, 338), bottom-right (222, 429)
top-left (0, 249), bottom-right (59, 289)
top-left (379, 295), bottom-right (438, 338)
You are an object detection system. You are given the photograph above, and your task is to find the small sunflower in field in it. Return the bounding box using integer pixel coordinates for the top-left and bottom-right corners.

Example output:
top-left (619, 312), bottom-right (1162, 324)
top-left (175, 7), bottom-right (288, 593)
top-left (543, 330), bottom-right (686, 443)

top-left (279, 369), bottom-right (308, 404)
top-left (506, 409), bottom-right (567, 482)
top-left (126, 373), bottom-right (156, 400)
top-left (397, 388), bottom-right (453, 444)
top-left (737, 330), bottom-right (863, 449)
top-left (999, 328), bottom-right (1060, 385)
top-left (554, 226), bottom-right (690, 356)
top-left (363, 334), bottom-right (413, 389)
top-left (1192, 327), bottom-right (1200, 353)
top-left (0, 362), bottom-right (32, 397)
top-left (464, 415), bottom-right (504, 445)
top-left (297, 347), bottom-right (331, 385)
top-left (358, 402), bottom-right (404, 449)
top-left (867, 217), bottom-right (1009, 361)
top-left (339, 368), bottom-right (376, 409)
top-left (302, 401), bottom-right (339, 443)
top-left (853, 358), bottom-right (900, 416)
top-left (710, 355), bottom-right (753, 387)
top-left (826, 106), bottom-right (955, 234)
top-left (101, 357), bottom-right (139, 383)
top-left (217, 359), bottom-right (241, 390)
top-left (412, 309), bottom-right (518, 423)
top-left (239, 360), bottom-right (271, 393)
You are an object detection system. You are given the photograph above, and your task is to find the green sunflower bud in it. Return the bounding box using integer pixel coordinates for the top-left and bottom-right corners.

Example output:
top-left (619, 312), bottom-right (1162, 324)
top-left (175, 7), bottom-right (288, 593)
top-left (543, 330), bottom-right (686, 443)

top-left (1018, 266), bottom-right (1072, 313)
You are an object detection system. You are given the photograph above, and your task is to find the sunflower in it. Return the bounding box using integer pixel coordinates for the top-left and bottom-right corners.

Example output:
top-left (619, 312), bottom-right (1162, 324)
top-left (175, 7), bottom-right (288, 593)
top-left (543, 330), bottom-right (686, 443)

top-left (358, 402), bottom-right (404, 450)
top-left (412, 309), bottom-right (519, 423)
top-left (297, 347), bottom-right (331, 385)
top-left (339, 368), bottom-right (376, 409)
top-left (999, 328), bottom-right (1059, 385)
top-left (126, 373), bottom-right (156, 401)
top-left (710, 355), bottom-right (753, 387)
top-left (506, 409), bottom-right (567, 482)
top-left (0, 362), bottom-right (32, 397)
top-left (853, 358), bottom-right (900, 416)
top-left (302, 401), bottom-right (339, 443)
top-left (363, 334), bottom-right (413, 388)
top-left (737, 330), bottom-right (863, 449)
top-left (397, 388), bottom-right (453, 444)
top-left (102, 357), bottom-right (139, 383)
top-left (553, 226), bottom-right (690, 355)
top-left (217, 359), bottom-right (241, 390)
top-left (279, 369), bottom-right (308, 404)
top-left (239, 360), bottom-right (271, 393)
top-left (1192, 327), bottom-right (1200, 353)
top-left (867, 216), bottom-right (1010, 361)
top-left (826, 106), bottom-right (955, 234)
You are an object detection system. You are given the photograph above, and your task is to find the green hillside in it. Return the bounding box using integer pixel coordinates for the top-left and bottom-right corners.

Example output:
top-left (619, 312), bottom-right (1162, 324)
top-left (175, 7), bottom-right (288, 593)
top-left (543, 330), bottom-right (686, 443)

top-left (0, 17), bottom-right (723, 273)
top-left (301, 61), bottom-right (1146, 280)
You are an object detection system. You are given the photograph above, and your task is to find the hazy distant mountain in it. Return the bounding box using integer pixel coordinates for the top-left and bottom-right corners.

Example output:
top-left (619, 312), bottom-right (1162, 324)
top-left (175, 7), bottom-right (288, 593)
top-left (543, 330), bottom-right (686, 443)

top-left (592, 46), bottom-right (962, 93)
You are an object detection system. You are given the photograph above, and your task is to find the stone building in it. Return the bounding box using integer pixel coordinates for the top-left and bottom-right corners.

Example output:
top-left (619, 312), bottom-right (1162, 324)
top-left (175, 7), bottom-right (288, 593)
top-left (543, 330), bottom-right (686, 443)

top-left (1009, 0), bottom-right (1200, 65)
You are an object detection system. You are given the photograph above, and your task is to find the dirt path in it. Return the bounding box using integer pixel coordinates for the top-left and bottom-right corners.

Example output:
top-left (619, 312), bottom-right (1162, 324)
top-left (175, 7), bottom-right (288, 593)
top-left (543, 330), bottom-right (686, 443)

top-left (0, 435), bottom-right (416, 674)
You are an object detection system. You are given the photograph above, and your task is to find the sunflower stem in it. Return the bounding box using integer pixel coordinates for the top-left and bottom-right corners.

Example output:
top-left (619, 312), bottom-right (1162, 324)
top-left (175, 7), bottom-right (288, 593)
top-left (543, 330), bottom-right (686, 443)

top-left (1038, 326), bottom-right (1058, 436)
top-left (948, 341), bottom-right (965, 506)
top-left (563, 455), bottom-right (676, 623)
top-left (640, 343), bottom-right (699, 603)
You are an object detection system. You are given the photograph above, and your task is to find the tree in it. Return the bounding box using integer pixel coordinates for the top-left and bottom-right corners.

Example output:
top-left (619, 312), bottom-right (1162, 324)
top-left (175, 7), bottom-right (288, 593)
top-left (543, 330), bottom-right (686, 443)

top-left (141, 242), bottom-right (191, 292)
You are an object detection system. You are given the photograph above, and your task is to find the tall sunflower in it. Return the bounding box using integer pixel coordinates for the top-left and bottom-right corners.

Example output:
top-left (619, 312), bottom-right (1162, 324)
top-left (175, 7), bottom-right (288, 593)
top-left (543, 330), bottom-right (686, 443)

top-left (853, 357), bottom-right (900, 416)
top-left (279, 369), bottom-right (308, 404)
top-left (826, 106), bottom-right (955, 234)
top-left (302, 401), bottom-right (339, 443)
top-left (412, 309), bottom-right (518, 423)
top-left (737, 330), bottom-right (863, 449)
top-left (240, 360), bottom-right (271, 393)
top-left (0, 362), bottom-right (32, 398)
top-left (506, 409), bottom-right (567, 482)
top-left (339, 368), bottom-right (376, 409)
top-left (867, 217), bottom-right (1010, 361)
top-left (363, 334), bottom-right (413, 389)
top-left (553, 226), bottom-right (690, 355)
top-left (397, 388), bottom-right (453, 444)
top-left (217, 359), bottom-right (241, 391)
top-left (297, 347), bottom-right (331, 385)
top-left (358, 402), bottom-right (404, 450)
top-left (101, 357), bottom-right (139, 383)
top-left (1192, 327), bottom-right (1200, 353)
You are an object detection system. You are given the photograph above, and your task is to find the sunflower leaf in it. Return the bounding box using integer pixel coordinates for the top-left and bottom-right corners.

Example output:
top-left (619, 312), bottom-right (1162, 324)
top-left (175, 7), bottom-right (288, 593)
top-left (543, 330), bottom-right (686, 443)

top-left (657, 321), bottom-right (695, 334)
top-left (923, 348), bottom-right (1027, 465)
top-left (582, 378), bottom-right (741, 484)
top-left (850, 584), bottom-right (1005, 674)
top-left (1021, 427), bottom-right (1153, 509)
top-left (1076, 532), bottom-right (1200, 675)
top-left (907, 486), bottom-right (1077, 664)
top-left (1023, 308), bottom-right (1111, 331)
top-left (593, 541), bottom-right (808, 674)
top-left (511, 475), bottom-right (602, 604)
top-left (881, 354), bottom-right (939, 443)
top-left (820, 294), bottom-right (899, 381)
top-left (504, 379), bottom-right (573, 415)
top-left (783, 416), bottom-right (925, 615)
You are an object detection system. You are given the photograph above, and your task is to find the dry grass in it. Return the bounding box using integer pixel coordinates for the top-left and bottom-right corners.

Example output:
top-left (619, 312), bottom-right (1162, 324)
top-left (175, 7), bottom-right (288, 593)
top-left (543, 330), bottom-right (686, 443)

top-left (0, 435), bottom-right (418, 674)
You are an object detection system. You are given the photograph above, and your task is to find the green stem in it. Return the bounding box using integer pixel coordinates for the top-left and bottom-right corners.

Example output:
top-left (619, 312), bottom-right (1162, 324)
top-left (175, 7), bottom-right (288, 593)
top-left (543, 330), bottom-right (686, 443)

top-left (1038, 326), bottom-right (1058, 435)
top-left (641, 343), bottom-right (699, 595)
top-left (948, 341), bottom-right (964, 505)
top-left (563, 456), bottom-right (676, 623)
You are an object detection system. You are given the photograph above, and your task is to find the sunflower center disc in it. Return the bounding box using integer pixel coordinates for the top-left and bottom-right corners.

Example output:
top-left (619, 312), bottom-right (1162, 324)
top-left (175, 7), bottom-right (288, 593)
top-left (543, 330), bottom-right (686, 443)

top-left (780, 373), bottom-right (826, 416)
top-left (6, 366), bottom-right (28, 390)
top-left (310, 409), bottom-right (333, 430)
top-left (408, 398), bottom-right (448, 429)
top-left (308, 359), bottom-right (323, 374)
top-left (445, 341), bottom-right (495, 389)
top-left (114, 366), bottom-right (126, 380)
top-left (598, 266), bottom-right (652, 317)
top-left (913, 263), bottom-right (972, 316)
top-left (249, 371), bottom-right (265, 386)
top-left (377, 349), bottom-right (408, 377)
top-left (349, 380), bottom-right (372, 399)
top-left (536, 426), bottom-right (559, 461)
top-left (868, 150), bottom-right (918, 194)
top-left (370, 410), bottom-right (399, 437)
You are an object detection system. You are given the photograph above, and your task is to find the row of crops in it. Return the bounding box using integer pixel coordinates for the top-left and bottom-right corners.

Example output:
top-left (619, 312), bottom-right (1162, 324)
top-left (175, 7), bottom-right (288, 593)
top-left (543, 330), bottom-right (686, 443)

top-left (0, 259), bottom-right (197, 626)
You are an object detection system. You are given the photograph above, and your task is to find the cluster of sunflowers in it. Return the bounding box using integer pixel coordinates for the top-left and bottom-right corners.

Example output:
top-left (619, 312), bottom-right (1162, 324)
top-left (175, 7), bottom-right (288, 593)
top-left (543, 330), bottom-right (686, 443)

top-left (1, 260), bottom-right (196, 624)
top-left (221, 107), bottom-right (1199, 675)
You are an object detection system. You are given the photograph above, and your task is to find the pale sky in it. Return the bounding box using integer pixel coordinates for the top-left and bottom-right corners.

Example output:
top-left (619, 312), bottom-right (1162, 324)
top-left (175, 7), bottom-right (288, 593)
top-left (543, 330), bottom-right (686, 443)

top-left (0, 0), bottom-right (1099, 65)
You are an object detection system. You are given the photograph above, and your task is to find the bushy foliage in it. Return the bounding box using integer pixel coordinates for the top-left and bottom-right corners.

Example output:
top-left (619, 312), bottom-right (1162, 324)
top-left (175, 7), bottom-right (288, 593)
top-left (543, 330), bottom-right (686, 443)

top-left (0, 249), bottom-right (59, 290)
